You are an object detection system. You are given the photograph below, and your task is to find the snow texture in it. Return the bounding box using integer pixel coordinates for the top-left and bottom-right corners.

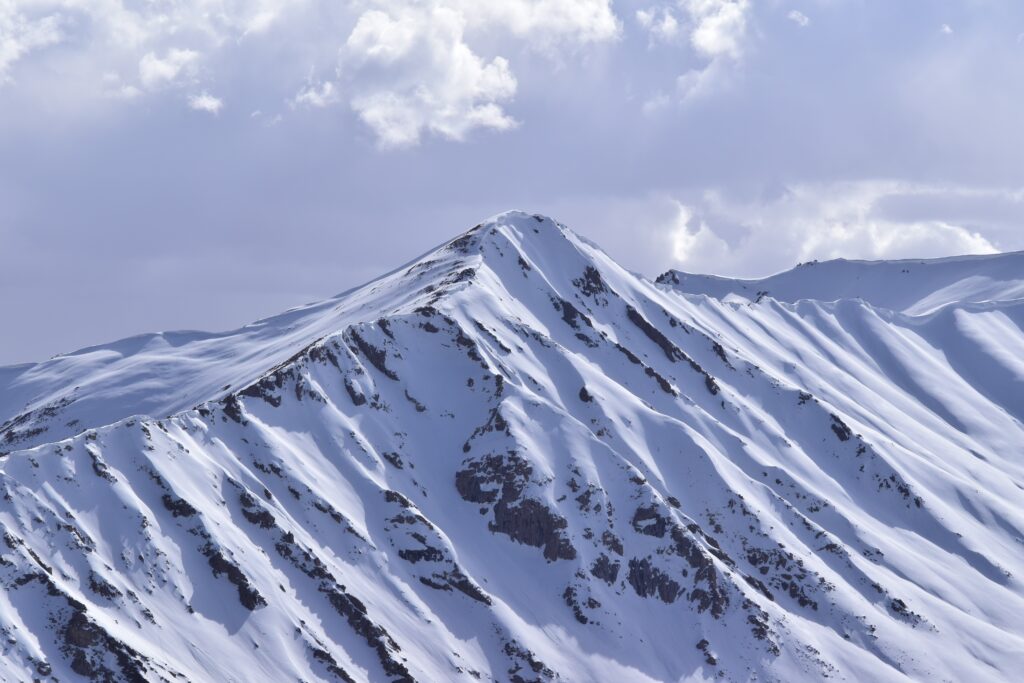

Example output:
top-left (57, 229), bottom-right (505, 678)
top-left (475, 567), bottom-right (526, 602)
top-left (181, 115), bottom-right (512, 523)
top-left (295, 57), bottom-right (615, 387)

top-left (0, 211), bottom-right (1022, 682)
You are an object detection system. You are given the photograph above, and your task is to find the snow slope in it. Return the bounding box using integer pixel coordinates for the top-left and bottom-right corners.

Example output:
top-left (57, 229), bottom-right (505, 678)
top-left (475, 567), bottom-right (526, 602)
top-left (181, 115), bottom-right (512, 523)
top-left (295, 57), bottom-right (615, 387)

top-left (657, 251), bottom-right (1024, 314)
top-left (0, 212), bottom-right (1021, 682)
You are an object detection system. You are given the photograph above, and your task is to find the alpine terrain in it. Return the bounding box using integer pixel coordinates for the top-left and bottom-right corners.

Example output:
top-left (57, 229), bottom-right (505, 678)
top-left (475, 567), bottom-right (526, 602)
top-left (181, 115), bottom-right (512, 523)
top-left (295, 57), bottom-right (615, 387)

top-left (1, 211), bottom-right (1022, 682)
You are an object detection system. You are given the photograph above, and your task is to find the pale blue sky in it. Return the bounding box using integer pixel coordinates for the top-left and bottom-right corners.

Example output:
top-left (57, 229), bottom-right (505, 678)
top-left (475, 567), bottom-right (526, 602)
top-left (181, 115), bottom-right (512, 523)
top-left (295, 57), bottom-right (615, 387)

top-left (2, 1), bottom-right (1023, 363)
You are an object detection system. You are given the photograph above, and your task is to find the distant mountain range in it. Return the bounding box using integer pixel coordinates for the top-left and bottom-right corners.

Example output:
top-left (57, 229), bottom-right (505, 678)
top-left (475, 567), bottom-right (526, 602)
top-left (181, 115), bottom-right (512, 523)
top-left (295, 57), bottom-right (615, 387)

top-left (1, 211), bottom-right (1021, 682)
top-left (658, 249), bottom-right (1024, 314)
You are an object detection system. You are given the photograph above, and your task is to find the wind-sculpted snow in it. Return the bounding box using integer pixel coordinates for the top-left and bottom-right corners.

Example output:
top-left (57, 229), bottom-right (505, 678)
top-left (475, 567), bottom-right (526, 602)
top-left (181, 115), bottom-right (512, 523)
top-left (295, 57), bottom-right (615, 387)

top-left (0, 212), bottom-right (1022, 681)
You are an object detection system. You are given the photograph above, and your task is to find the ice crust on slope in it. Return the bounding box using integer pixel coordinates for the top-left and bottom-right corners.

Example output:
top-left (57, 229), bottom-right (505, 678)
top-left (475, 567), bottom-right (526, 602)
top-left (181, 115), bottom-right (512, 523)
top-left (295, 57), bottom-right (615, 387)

top-left (0, 211), bottom-right (1021, 682)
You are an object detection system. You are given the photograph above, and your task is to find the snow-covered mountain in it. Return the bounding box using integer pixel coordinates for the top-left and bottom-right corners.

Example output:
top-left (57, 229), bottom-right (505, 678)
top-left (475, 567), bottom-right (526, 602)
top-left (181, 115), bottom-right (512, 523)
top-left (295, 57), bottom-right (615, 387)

top-left (657, 250), bottom-right (1024, 314)
top-left (1, 211), bottom-right (1022, 682)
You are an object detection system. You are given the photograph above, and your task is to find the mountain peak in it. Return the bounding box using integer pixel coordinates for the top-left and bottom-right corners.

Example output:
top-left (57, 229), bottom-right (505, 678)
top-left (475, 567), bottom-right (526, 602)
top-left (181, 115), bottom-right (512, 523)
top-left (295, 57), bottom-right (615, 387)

top-left (1, 213), bottom-right (1022, 682)
top-left (440, 210), bottom-right (571, 265)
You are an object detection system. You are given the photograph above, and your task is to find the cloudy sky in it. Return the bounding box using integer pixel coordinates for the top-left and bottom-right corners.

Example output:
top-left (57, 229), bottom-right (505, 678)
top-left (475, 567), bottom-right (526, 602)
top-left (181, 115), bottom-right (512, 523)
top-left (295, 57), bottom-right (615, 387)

top-left (2, 0), bottom-right (1023, 364)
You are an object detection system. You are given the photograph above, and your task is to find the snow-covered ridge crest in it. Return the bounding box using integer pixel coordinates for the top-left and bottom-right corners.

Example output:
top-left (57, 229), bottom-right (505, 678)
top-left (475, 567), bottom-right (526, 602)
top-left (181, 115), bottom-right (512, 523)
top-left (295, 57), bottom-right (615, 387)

top-left (657, 249), bottom-right (1024, 315)
top-left (0, 211), bottom-right (1022, 682)
top-left (0, 211), bottom-right (570, 454)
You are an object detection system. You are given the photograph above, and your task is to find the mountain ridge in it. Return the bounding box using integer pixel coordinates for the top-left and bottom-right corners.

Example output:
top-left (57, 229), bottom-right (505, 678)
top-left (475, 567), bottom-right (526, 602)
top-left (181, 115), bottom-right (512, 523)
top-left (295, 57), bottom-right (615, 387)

top-left (658, 249), bottom-right (1024, 315)
top-left (0, 211), bottom-right (1021, 682)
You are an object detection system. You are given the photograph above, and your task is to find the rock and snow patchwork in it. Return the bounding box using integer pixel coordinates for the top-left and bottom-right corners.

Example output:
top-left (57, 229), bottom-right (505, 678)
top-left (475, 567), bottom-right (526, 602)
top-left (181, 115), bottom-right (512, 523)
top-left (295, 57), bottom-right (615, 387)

top-left (0, 211), bottom-right (1022, 682)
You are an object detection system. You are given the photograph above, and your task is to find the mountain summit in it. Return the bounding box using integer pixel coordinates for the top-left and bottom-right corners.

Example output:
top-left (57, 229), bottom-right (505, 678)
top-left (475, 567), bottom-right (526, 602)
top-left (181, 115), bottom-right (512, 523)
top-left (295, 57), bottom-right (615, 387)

top-left (1, 211), bottom-right (1022, 682)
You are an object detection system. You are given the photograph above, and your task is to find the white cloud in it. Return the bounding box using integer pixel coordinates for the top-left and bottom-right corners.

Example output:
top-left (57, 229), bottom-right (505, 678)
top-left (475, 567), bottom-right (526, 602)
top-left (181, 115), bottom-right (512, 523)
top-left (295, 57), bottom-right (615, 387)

top-left (642, 90), bottom-right (672, 114)
top-left (0, 1), bottom-right (295, 100)
top-left (683, 0), bottom-right (750, 60)
top-left (139, 49), bottom-right (200, 90)
top-left (787, 10), bottom-right (810, 28)
top-left (940, 23), bottom-right (954, 35)
top-left (292, 79), bottom-right (339, 108)
top-left (344, 5), bottom-right (518, 147)
top-left (241, 1), bottom-right (293, 36)
top-left (637, 7), bottom-right (680, 43)
top-left (635, 1), bottom-right (751, 58)
top-left (339, 0), bottom-right (620, 146)
top-left (251, 109), bottom-right (282, 126)
top-left (452, 0), bottom-right (620, 47)
top-left (667, 200), bottom-right (732, 264)
top-left (0, 2), bottom-right (62, 83)
top-left (187, 91), bottom-right (223, 114)
top-left (101, 72), bottom-right (142, 100)
top-left (656, 181), bottom-right (1004, 277)
top-left (636, 0), bottom-right (752, 108)
top-left (676, 58), bottom-right (732, 101)
top-left (0, 1), bottom-right (620, 146)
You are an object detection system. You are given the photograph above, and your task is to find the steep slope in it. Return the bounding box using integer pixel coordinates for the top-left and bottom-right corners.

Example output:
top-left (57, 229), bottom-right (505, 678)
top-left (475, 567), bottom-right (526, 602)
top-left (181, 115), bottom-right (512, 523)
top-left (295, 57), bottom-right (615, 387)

top-left (657, 250), bottom-right (1024, 314)
top-left (0, 212), bottom-right (1022, 682)
top-left (0, 240), bottom-right (471, 456)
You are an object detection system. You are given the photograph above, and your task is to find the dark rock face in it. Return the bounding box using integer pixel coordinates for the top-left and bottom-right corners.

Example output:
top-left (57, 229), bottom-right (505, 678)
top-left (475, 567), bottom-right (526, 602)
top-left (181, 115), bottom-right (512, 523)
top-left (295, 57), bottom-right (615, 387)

top-left (10, 574), bottom-right (156, 682)
top-left (625, 305), bottom-right (720, 395)
top-left (344, 379), bottom-right (368, 406)
top-left (654, 270), bottom-right (679, 286)
top-left (743, 545), bottom-right (821, 609)
top-left (711, 341), bottom-right (729, 365)
top-left (447, 226), bottom-right (481, 254)
top-left (696, 638), bottom-right (717, 666)
top-left (399, 544), bottom-right (445, 564)
top-left (743, 599), bottom-right (780, 654)
top-left (88, 449), bottom-right (118, 482)
top-left (88, 571), bottom-right (122, 599)
top-left (65, 611), bottom-right (101, 648)
top-left (382, 491), bottom-right (493, 606)
top-left (161, 493), bottom-right (197, 518)
top-left (563, 586), bottom-right (592, 624)
top-left (601, 531), bottom-right (624, 556)
top-left (221, 394), bottom-right (246, 424)
top-left (239, 491), bottom-right (277, 529)
top-left (626, 305), bottom-right (684, 363)
top-left (321, 586), bottom-right (414, 683)
top-left (491, 498), bottom-right (576, 561)
top-left (203, 544), bottom-right (267, 611)
top-left (504, 640), bottom-right (557, 683)
top-left (670, 527), bottom-right (730, 618)
top-left (0, 396), bottom-right (73, 454)
top-left (456, 452), bottom-right (576, 561)
top-left (627, 557), bottom-right (681, 603)
top-left (631, 504), bottom-right (669, 538)
top-left (309, 646), bottom-right (357, 683)
top-left (239, 372), bottom-right (287, 407)
top-left (235, 492), bottom-right (416, 681)
top-left (830, 414), bottom-right (853, 441)
top-left (573, 266), bottom-right (608, 298)
top-left (418, 569), bottom-right (492, 605)
top-left (461, 408), bottom-right (512, 453)
top-left (610, 340), bottom-right (677, 396)
top-left (590, 554), bottom-right (620, 584)
top-left (349, 329), bottom-right (399, 381)
top-left (455, 451), bottom-right (528, 504)
top-left (553, 298), bottom-right (592, 330)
